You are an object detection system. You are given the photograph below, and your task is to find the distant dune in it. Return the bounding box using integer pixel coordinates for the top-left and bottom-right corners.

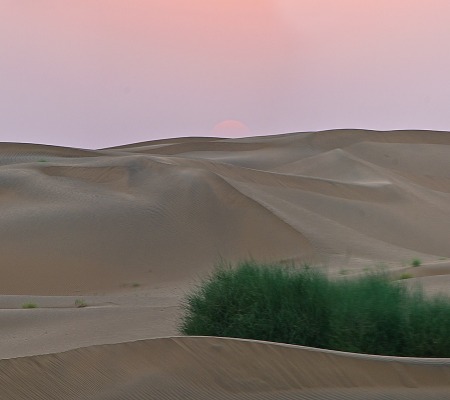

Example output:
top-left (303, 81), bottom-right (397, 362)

top-left (1, 129), bottom-right (449, 398)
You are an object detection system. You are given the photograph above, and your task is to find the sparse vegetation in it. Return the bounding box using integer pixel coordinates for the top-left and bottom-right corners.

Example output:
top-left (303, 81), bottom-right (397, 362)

top-left (399, 273), bottom-right (413, 280)
top-left (180, 261), bottom-right (450, 357)
top-left (22, 302), bottom-right (38, 309)
top-left (411, 258), bottom-right (422, 267)
top-left (131, 282), bottom-right (140, 288)
top-left (75, 299), bottom-right (87, 308)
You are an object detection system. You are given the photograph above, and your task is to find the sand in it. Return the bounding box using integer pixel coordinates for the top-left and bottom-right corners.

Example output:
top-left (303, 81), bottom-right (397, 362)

top-left (1, 337), bottom-right (450, 399)
top-left (1, 129), bottom-right (449, 398)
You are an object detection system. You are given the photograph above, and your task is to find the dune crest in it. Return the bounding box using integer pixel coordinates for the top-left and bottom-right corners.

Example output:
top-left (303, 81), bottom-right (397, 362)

top-left (1, 336), bottom-right (449, 399)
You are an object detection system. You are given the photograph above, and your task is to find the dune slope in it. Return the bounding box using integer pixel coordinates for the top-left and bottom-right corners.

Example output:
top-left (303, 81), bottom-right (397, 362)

top-left (1, 129), bottom-right (450, 295)
top-left (1, 336), bottom-right (449, 400)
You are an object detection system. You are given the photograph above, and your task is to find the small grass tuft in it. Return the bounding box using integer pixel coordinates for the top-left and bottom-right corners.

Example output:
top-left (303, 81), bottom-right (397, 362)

top-left (399, 273), bottom-right (413, 280)
top-left (411, 258), bottom-right (422, 267)
top-left (22, 302), bottom-right (38, 309)
top-left (75, 299), bottom-right (87, 308)
top-left (131, 282), bottom-right (140, 288)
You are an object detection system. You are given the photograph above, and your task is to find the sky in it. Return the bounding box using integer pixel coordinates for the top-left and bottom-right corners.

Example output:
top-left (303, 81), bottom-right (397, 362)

top-left (1, 0), bottom-right (450, 149)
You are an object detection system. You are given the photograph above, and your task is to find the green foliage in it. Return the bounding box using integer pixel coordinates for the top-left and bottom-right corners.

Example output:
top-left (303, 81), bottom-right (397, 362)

top-left (399, 273), bottom-right (413, 280)
top-left (411, 258), bottom-right (422, 267)
top-left (75, 299), bottom-right (87, 308)
top-left (22, 302), bottom-right (38, 309)
top-left (180, 261), bottom-right (450, 357)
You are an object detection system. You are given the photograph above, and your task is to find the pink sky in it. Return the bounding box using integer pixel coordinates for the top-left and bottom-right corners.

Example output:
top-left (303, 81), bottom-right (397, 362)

top-left (1, 1), bottom-right (450, 149)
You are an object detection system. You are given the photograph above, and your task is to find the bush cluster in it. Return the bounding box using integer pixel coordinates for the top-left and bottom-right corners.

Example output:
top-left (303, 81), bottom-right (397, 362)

top-left (180, 261), bottom-right (450, 357)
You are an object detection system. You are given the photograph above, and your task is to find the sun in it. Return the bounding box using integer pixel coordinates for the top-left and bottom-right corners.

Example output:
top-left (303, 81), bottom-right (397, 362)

top-left (212, 120), bottom-right (252, 138)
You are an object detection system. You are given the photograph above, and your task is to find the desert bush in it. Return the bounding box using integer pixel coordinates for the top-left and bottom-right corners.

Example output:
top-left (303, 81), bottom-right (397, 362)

top-left (22, 302), bottom-right (38, 309)
top-left (180, 261), bottom-right (450, 357)
top-left (75, 299), bottom-right (87, 308)
top-left (411, 258), bottom-right (422, 267)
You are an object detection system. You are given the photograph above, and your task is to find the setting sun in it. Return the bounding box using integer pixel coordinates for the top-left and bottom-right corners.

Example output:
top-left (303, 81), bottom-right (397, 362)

top-left (212, 120), bottom-right (252, 138)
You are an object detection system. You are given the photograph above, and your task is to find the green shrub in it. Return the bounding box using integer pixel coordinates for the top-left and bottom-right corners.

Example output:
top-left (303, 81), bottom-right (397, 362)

top-left (399, 273), bottom-right (413, 280)
top-left (22, 302), bottom-right (38, 309)
top-left (411, 258), bottom-right (422, 267)
top-left (75, 299), bottom-right (87, 308)
top-left (179, 261), bottom-right (450, 357)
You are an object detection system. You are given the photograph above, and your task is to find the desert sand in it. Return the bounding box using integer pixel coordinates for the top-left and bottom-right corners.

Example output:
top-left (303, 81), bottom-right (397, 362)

top-left (1, 129), bottom-right (450, 398)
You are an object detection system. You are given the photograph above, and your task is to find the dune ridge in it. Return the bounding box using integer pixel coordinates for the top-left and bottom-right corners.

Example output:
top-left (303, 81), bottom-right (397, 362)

top-left (1, 336), bottom-right (449, 400)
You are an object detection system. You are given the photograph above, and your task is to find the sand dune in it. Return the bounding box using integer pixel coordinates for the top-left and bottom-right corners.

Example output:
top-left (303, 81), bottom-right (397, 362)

top-left (1, 129), bottom-right (450, 398)
top-left (1, 337), bottom-right (449, 399)
top-left (2, 129), bottom-right (450, 295)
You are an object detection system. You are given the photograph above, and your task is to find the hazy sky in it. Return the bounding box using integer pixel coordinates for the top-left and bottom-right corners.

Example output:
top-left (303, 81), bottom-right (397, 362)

top-left (1, 0), bottom-right (450, 149)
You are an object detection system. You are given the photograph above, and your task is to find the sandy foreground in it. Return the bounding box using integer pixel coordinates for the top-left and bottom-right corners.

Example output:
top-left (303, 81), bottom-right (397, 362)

top-left (1, 129), bottom-right (450, 398)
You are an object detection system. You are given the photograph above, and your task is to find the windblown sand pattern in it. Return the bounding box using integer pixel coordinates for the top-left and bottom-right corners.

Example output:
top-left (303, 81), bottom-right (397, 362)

top-left (1, 337), bottom-right (449, 399)
top-left (1, 129), bottom-right (449, 398)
